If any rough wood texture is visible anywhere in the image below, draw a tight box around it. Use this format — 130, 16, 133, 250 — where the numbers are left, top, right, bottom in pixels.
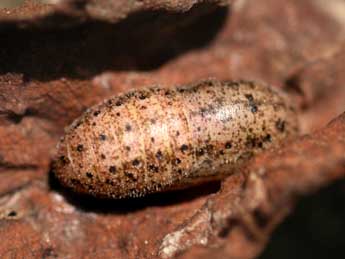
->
0, 0, 344, 258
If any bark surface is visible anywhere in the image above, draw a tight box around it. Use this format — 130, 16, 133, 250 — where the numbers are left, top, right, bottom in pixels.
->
0, 0, 344, 258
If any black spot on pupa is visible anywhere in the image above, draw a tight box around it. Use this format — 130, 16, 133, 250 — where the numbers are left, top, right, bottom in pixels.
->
245, 136, 256, 148
139, 92, 148, 100
7, 211, 17, 217
116, 112, 121, 116
125, 146, 131, 151
174, 158, 181, 165
86, 172, 93, 178
99, 134, 107, 141
92, 122, 96, 126
196, 148, 205, 156
245, 94, 254, 102
176, 131, 180, 136
115, 100, 122, 106
76, 144, 84, 152
93, 110, 101, 116
125, 92, 135, 99
264, 134, 272, 142
74, 121, 83, 129
59, 155, 69, 164
177, 169, 183, 174
197, 127, 201, 132
180, 144, 188, 153
125, 171, 137, 181
125, 124, 132, 132
225, 142, 232, 149
101, 154, 106, 159
276, 119, 285, 132
245, 93, 258, 114
148, 164, 159, 173
151, 137, 155, 143
165, 90, 172, 97
156, 150, 163, 160
200, 107, 207, 116
132, 159, 140, 167
109, 166, 117, 173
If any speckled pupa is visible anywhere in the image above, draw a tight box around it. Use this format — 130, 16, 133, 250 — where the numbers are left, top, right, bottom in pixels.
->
53, 79, 299, 198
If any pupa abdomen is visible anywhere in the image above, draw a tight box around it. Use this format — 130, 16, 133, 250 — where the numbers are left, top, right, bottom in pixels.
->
53, 79, 298, 198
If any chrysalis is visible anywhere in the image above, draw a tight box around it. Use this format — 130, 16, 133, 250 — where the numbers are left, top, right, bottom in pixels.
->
53, 79, 298, 198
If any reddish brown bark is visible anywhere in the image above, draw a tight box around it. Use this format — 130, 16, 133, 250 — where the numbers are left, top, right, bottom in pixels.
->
0, 0, 344, 258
